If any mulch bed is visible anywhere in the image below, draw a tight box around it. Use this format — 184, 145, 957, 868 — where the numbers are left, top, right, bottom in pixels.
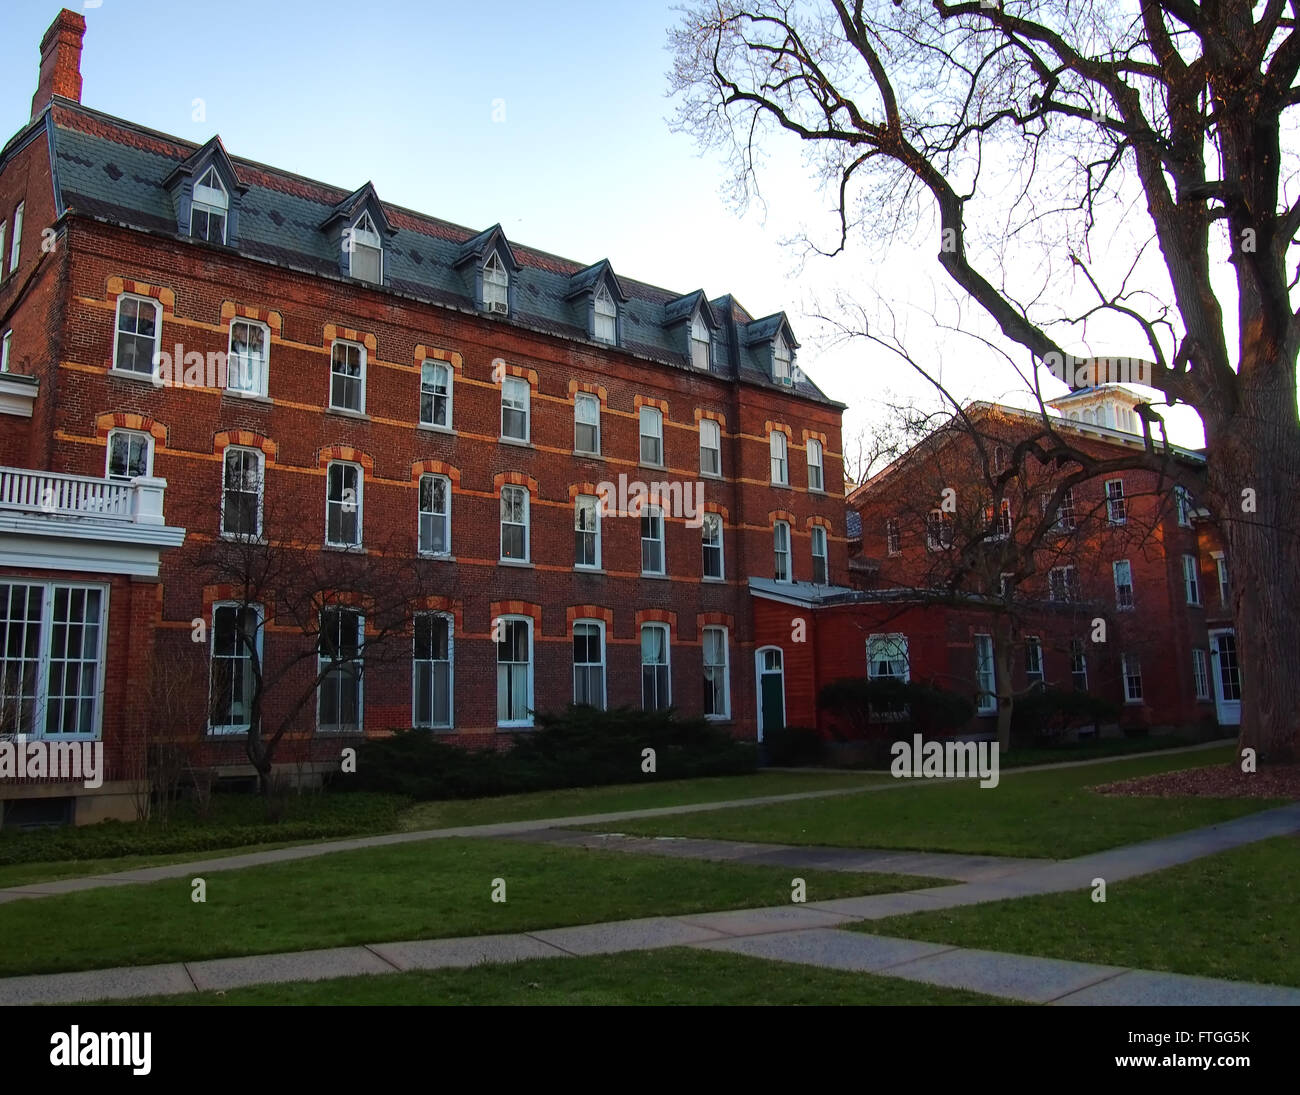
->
1094, 762, 1300, 800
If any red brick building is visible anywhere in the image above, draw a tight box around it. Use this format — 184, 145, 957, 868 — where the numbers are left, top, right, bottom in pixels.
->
752, 388, 1241, 741
0, 12, 847, 821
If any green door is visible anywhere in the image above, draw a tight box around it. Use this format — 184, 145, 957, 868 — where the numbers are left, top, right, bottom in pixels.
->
758, 648, 785, 741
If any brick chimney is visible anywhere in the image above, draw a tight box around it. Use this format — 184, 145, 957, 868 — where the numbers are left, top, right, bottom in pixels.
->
31, 9, 86, 120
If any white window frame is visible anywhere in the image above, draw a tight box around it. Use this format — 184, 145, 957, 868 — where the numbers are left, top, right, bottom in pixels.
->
1175, 485, 1192, 527
495, 615, 533, 728
701, 512, 724, 581
500, 485, 530, 563
702, 625, 731, 719
769, 431, 788, 485
191, 168, 228, 244
1183, 554, 1201, 606
773, 520, 791, 582
227, 318, 270, 397
773, 335, 792, 382
317, 607, 364, 732
1049, 565, 1077, 603
1113, 559, 1134, 610
574, 392, 601, 454
1045, 487, 1077, 531
640, 623, 672, 710
220, 446, 265, 540
105, 428, 154, 481
501, 376, 530, 442
111, 293, 163, 376
329, 339, 366, 414
974, 633, 997, 714
572, 619, 607, 709
418, 473, 452, 558
1025, 637, 1044, 686
811, 525, 828, 584
0, 223, 6, 278
866, 633, 909, 682
1070, 638, 1088, 690
699, 418, 721, 477
593, 284, 617, 344
9, 201, 23, 273
885, 518, 901, 556
640, 406, 664, 466
1192, 648, 1210, 701
0, 580, 109, 740
1105, 478, 1127, 524
987, 498, 1013, 540
413, 611, 454, 730
1213, 551, 1229, 607
641, 504, 666, 575
690, 313, 711, 369
208, 601, 262, 734
325, 460, 363, 548
420, 360, 453, 430
575, 494, 601, 570
483, 251, 509, 313
926, 510, 954, 551
806, 438, 824, 492
0, 329, 10, 372
1122, 653, 1143, 704
347, 211, 383, 284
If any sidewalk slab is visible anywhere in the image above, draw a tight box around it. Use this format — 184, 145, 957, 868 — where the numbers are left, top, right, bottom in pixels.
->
186, 946, 394, 992
673, 904, 852, 936
0, 962, 194, 1005
808, 887, 973, 919
1051, 968, 1300, 1006
367, 934, 567, 971
695, 928, 956, 973
885, 943, 1126, 1003
527, 916, 726, 956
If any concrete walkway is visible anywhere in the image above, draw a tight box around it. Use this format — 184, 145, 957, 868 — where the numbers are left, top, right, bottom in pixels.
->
2, 802, 1297, 1006
503, 829, 1044, 882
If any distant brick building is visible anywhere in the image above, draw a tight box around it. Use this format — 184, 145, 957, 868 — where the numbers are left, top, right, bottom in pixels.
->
0, 11, 846, 822
752, 387, 1240, 740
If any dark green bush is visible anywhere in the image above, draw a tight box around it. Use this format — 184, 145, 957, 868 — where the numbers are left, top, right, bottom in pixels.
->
764, 725, 825, 766
818, 677, 975, 739
1010, 688, 1120, 747
344, 706, 757, 800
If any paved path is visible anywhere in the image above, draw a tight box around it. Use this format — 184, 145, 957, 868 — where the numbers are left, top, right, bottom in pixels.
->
2, 802, 1297, 1006
0, 738, 1238, 905
503, 829, 1044, 882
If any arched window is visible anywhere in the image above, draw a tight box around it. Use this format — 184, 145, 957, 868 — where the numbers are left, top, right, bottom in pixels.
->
593, 284, 617, 344
483, 252, 509, 313
191, 166, 228, 243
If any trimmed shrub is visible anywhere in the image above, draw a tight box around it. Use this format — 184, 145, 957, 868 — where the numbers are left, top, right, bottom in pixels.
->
818, 677, 976, 740
344, 706, 757, 800
764, 725, 825, 766
1010, 688, 1120, 747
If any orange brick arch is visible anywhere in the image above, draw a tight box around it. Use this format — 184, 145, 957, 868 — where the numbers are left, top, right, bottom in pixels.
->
764, 420, 794, 439
490, 360, 539, 388
317, 445, 375, 473
415, 595, 463, 632
694, 408, 727, 430
95, 412, 168, 444
414, 345, 465, 376
568, 380, 608, 405
567, 605, 614, 629
106, 277, 175, 315
634, 394, 669, 414
805, 514, 831, 530
697, 611, 734, 632
701, 500, 730, 522
567, 481, 602, 501
490, 600, 542, 626
636, 608, 678, 635
214, 429, 277, 461
411, 460, 461, 487
801, 428, 828, 447
494, 471, 539, 493
768, 509, 797, 525
220, 302, 283, 334
323, 324, 378, 352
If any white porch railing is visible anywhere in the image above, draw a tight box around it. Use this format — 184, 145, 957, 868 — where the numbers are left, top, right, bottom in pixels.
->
0, 467, 168, 525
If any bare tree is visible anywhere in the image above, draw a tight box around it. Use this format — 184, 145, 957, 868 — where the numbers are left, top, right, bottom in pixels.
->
672, 1, 1300, 761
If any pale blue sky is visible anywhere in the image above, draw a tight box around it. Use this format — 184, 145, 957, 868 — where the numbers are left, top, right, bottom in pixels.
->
0, 0, 1204, 455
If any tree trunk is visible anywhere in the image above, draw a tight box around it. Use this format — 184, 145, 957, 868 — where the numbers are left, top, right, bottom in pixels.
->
1207, 392, 1300, 764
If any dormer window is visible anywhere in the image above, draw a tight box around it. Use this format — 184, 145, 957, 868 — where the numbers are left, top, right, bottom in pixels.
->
594, 284, 617, 344
484, 253, 509, 314
773, 336, 793, 384
690, 314, 711, 370
191, 167, 228, 243
348, 212, 383, 284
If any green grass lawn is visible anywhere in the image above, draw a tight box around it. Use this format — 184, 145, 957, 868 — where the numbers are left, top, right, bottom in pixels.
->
0, 837, 943, 978
0, 771, 883, 889
864, 834, 1300, 987
997, 734, 1225, 768
577, 747, 1282, 858
102, 947, 1013, 1006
